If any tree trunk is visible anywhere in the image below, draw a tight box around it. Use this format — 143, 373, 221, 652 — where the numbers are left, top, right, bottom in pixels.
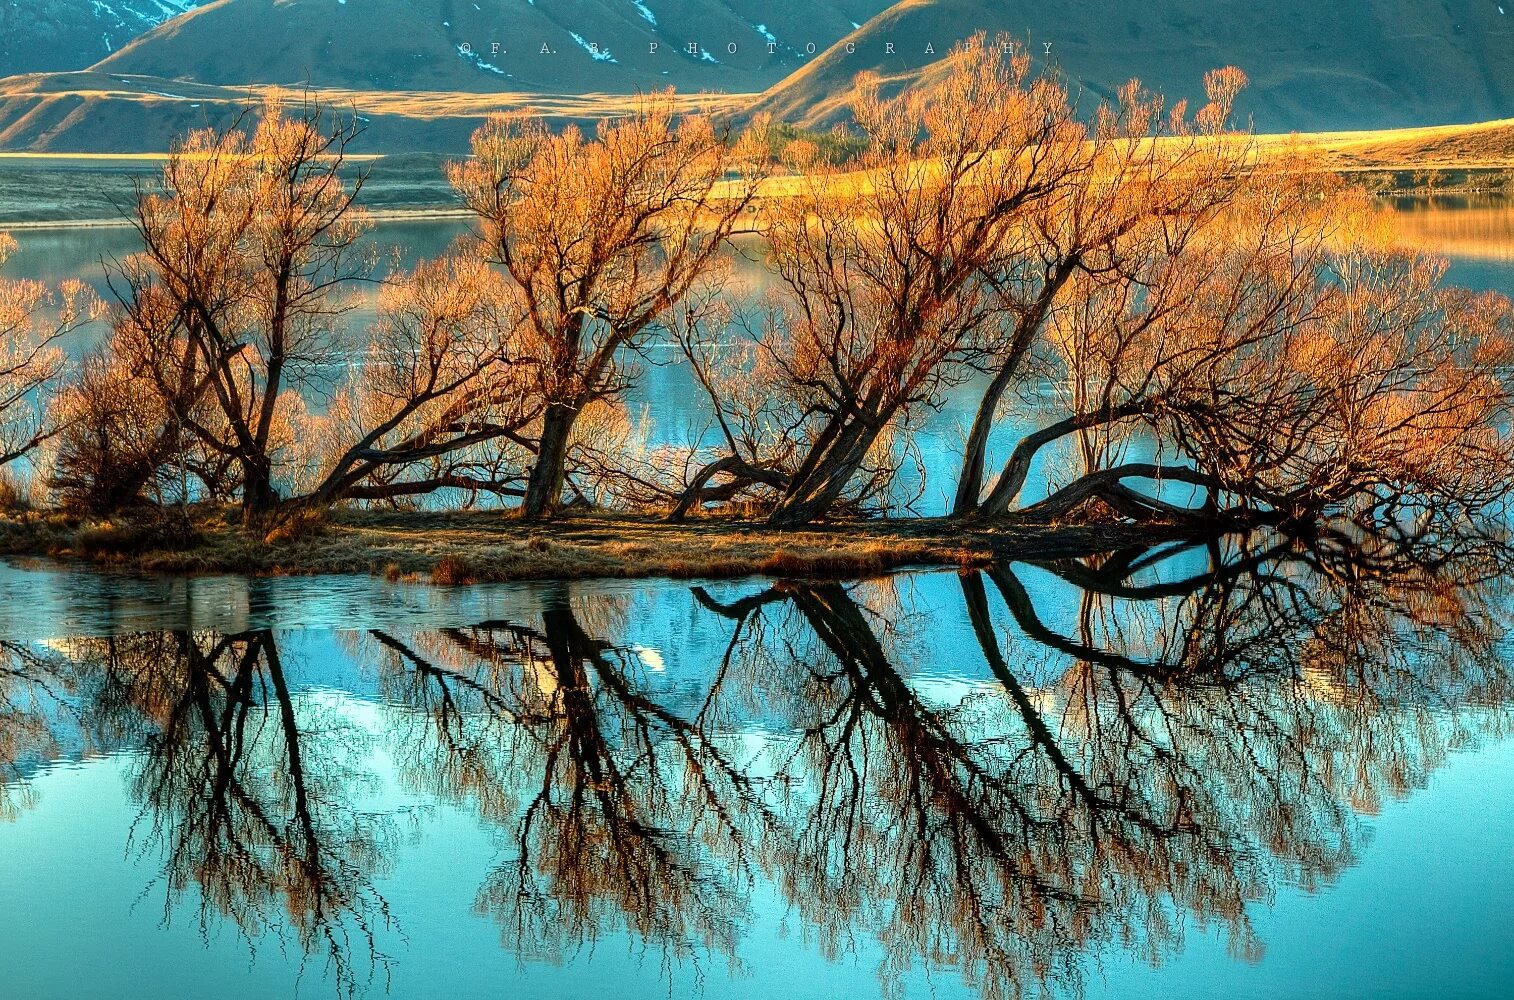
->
766, 417, 878, 527
1016, 462, 1220, 522
952, 262, 1076, 516
668, 454, 789, 521
974, 403, 1151, 518
953, 359, 1021, 516
241, 458, 277, 526
522, 402, 576, 519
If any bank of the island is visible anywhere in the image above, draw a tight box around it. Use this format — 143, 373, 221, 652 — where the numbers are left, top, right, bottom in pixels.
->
0, 507, 1265, 584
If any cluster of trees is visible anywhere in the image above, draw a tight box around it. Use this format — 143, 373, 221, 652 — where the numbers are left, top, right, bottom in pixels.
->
1, 36, 1510, 530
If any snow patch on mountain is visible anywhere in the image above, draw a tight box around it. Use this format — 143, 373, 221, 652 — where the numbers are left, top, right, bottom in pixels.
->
569, 32, 616, 63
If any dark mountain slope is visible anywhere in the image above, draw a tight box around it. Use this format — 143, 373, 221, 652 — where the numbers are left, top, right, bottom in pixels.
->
92, 0, 894, 93
749, 0, 1514, 131
0, 0, 201, 76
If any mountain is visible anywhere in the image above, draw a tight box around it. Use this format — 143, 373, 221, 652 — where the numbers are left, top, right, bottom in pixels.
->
0, 1, 202, 76
0, 72, 750, 153
1, 0, 1511, 153
92, 0, 894, 93
750, 0, 1514, 131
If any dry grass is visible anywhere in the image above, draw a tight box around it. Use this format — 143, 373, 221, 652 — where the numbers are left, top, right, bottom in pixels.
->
0, 73, 754, 120
0, 506, 1213, 584
0, 72, 754, 157
0, 507, 990, 582
1280, 119, 1514, 172
744, 119, 1514, 202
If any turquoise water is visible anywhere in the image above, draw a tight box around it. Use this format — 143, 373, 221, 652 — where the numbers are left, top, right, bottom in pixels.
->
0, 531, 1511, 1000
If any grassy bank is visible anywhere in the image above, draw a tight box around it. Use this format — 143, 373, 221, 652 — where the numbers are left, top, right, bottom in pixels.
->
0, 507, 1214, 584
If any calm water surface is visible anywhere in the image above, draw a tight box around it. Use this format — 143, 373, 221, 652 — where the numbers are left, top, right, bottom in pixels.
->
1, 527, 1512, 1000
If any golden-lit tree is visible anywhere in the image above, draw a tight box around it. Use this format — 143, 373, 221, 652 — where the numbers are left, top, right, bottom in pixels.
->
680, 36, 1083, 525
295, 252, 534, 508
972, 173, 1514, 525
114, 97, 373, 523
0, 233, 99, 481
48, 324, 210, 513
674, 39, 1258, 525
952, 67, 1254, 515
101, 101, 550, 522
35, 59, 1514, 538
674, 42, 1512, 530
449, 92, 768, 518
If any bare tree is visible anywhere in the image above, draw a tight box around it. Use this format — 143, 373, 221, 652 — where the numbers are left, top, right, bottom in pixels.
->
727, 36, 1082, 526
673, 44, 1511, 532
953, 68, 1254, 515
295, 252, 534, 508
449, 91, 767, 518
970, 171, 1514, 527
115, 96, 373, 524
49, 335, 184, 513
0, 233, 98, 479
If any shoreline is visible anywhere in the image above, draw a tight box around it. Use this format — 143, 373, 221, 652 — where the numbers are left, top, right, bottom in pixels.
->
0, 508, 1228, 585
2, 188, 1507, 233
0, 206, 473, 232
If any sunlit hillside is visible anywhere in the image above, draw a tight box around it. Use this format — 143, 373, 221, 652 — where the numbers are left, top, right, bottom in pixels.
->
0, 0, 1509, 155
743, 119, 1514, 205
1, 98, 1510, 227
0, 72, 751, 154
1277, 118, 1514, 172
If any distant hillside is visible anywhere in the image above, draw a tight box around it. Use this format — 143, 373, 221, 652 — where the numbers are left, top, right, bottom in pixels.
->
1286, 118, 1514, 172
0, 73, 750, 154
93, 0, 893, 93
750, 0, 1514, 131
0, 0, 201, 76
2, 0, 1512, 154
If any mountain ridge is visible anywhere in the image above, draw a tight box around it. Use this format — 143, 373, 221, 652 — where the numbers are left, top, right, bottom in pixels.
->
0, 0, 1510, 152
749, 0, 1514, 132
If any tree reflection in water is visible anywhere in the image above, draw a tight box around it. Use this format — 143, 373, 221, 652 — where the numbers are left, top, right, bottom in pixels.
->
2, 629, 397, 993
365, 584, 773, 968
0, 524, 1509, 999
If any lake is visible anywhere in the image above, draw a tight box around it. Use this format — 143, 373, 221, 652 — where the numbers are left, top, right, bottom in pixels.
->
1, 197, 1513, 1000
0, 525, 1512, 1000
